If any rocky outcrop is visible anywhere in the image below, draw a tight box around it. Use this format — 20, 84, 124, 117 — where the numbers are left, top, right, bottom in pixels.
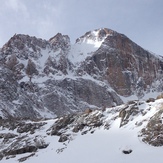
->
0, 119, 49, 160
1, 34, 47, 60
42, 78, 122, 116
48, 109, 106, 139
141, 104, 163, 146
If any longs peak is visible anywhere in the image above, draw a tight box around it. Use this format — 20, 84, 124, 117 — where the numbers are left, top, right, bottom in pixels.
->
0, 28, 162, 119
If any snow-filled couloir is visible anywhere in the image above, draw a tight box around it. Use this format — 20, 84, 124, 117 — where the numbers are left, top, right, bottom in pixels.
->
68, 28, 112, 64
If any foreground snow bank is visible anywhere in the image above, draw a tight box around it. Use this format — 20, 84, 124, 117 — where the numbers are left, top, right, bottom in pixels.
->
1, 99, 163, 163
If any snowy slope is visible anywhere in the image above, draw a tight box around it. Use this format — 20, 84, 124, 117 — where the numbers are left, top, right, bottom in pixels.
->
1, 98, 163, 163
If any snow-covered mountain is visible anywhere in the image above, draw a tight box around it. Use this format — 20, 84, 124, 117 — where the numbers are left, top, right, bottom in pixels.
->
1, 98, 163, 162
0, 28, 163, 119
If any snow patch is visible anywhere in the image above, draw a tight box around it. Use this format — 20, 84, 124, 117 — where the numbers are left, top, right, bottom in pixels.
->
68, 30, 108, 64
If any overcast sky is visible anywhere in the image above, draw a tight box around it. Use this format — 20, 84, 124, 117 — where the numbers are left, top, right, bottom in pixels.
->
0, 0, 163, 55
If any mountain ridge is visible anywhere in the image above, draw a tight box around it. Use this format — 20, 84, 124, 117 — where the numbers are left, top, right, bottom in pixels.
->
0, 28, 163, 119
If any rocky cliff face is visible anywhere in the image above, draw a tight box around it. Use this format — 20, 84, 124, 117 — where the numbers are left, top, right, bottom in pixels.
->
0, 28, 163, 119
76, 28, 163, 96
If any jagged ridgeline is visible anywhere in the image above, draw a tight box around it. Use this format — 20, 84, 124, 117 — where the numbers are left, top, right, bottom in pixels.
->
0, 28, 163, 119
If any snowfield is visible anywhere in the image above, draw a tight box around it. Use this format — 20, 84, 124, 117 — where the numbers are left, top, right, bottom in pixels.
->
1, 99, 163, 163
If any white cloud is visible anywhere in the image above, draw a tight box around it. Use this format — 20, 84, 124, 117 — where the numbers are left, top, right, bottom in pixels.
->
4, 0, 29, 18
5, 0, 20, 12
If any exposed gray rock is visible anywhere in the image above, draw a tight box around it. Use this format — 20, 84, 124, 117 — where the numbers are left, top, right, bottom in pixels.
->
0, 121, 49, 160
17, 122, 46, 134
141, 106, 163, 146
146, 98, 155, 103
0, 133, 18, 139
119, 102, 140, 127
41, 78, 123, 116
58, 135, 69, 142
122, 149, 132, 154
18, 153, 35, 162
6, 146, 37, 156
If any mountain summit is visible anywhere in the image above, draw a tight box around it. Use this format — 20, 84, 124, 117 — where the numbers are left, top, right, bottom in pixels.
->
75, 28, 114, 43
0, 28, 163, 119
